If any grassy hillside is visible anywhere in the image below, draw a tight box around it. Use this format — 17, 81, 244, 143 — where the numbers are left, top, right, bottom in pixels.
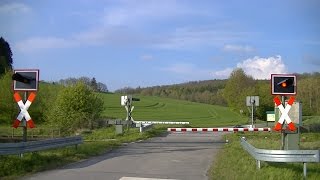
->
101, 93, 247, 127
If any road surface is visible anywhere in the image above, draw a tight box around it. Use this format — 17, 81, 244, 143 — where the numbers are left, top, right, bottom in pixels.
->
24, 132, 226, 180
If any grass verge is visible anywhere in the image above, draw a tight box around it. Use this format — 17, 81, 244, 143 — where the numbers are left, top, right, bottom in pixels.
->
0, 126, 165, 180
209, 132, 320, 180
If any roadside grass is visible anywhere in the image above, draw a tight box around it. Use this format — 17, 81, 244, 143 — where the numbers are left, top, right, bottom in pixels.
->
209, 132, 320, 180
0, 127, 165, 180
303, 116, 320, 125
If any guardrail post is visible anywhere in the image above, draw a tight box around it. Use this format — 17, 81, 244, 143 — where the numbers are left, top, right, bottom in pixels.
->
256, 160, 261, 169
303, 162, 307, 179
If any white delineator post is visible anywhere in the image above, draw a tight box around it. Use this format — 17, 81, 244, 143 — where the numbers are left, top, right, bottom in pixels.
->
13, 92, 36, 128
273, 96, 296, 131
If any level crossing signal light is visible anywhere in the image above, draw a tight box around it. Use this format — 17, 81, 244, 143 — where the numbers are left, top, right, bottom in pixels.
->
12, 70, 39, 91
271, 74, 296, 95
121, 95, 140, 106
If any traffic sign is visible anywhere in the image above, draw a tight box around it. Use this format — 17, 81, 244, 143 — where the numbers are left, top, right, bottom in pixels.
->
12, 69, 39, 91
271, 74, 296, 95
273, 96, 296, 131
13, 92, 36, 128
246, 96, 259, 106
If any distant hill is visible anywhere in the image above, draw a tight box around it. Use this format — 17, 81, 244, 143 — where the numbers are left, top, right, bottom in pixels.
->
115, 79, 228, 106
116, 71, 320, 119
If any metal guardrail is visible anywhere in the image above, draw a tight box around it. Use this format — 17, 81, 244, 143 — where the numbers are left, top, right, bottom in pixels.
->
240, 137, 320, 178
0, 136, 83, 156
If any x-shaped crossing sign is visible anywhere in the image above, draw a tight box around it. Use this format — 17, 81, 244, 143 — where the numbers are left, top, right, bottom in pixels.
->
13, 92, 36, 128
273, 96, 296, 131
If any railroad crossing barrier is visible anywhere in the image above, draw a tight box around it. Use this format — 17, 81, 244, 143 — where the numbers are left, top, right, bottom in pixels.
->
134, 121, 189, 133
167, 127, 271, 132
0, 136, 83, 156
240, 137, 320, 178
134, 121, 189, 125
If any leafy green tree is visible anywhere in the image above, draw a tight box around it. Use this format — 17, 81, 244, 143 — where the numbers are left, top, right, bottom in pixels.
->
90, 77, 98, 92
297, 74, 320, 115
97, 82, 108, 92
45, 82, 104, 134
223, 68, 255, 113
0, 71, 16, 125
254, 81, 274, 120
0, 37, 13, 76
29, 82, 64, 124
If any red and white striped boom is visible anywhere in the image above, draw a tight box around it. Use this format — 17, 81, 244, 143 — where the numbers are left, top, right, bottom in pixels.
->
167, 127, 271, 132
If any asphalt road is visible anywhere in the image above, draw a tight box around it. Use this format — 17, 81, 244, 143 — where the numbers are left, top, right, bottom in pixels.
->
24, 132, 226, 180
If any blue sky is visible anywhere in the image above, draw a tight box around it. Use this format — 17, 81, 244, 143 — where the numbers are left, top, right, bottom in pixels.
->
1, 0, 319, 91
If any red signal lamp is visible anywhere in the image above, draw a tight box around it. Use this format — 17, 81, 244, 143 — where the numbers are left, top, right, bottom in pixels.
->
281, 82, 287, 88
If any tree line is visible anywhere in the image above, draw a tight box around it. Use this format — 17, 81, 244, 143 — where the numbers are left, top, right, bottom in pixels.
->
57, 77, 108, 93
116, 69, 320, 120
115, 79, 227, 106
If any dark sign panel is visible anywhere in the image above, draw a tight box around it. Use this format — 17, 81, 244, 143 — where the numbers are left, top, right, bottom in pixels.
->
271, 74, 296, 95
13, 70, 39, 91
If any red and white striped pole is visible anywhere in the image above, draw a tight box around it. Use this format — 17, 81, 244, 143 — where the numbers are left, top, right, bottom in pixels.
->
13, 92, 36, 128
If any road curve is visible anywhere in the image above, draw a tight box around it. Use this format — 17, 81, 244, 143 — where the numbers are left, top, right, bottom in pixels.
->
24, 132, 226, 180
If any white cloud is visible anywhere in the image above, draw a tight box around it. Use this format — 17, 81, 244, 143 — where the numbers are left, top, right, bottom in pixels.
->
237, 55, 287, 79
15, 37, 76, 52
213, 55, 288, 79
155, 27, 250, 50
161, 63, 212, 81
141, 54, 154, 61
162, 63, 196, 74
212, 68, 233, 79
13, 1, 250, 52
14, 27, 147, 52
101, 0, 207, 27
223, 44, 254, 53
0, 3, 31, 14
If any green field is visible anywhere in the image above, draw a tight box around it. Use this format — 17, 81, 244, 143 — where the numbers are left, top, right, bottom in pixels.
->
101, 93, 247, 127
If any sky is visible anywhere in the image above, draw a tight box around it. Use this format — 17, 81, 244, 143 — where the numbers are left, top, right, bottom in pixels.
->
1, 0, 319, 91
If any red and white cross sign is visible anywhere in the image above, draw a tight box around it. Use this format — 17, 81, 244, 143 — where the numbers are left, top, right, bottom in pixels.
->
274, 96, 296, 131
13, 92, 36, 128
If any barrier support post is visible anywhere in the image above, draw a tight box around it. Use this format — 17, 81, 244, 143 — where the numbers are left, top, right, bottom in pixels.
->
256, 160, 261, 169
23, 92, 28, 142
303, 162, 307, 179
